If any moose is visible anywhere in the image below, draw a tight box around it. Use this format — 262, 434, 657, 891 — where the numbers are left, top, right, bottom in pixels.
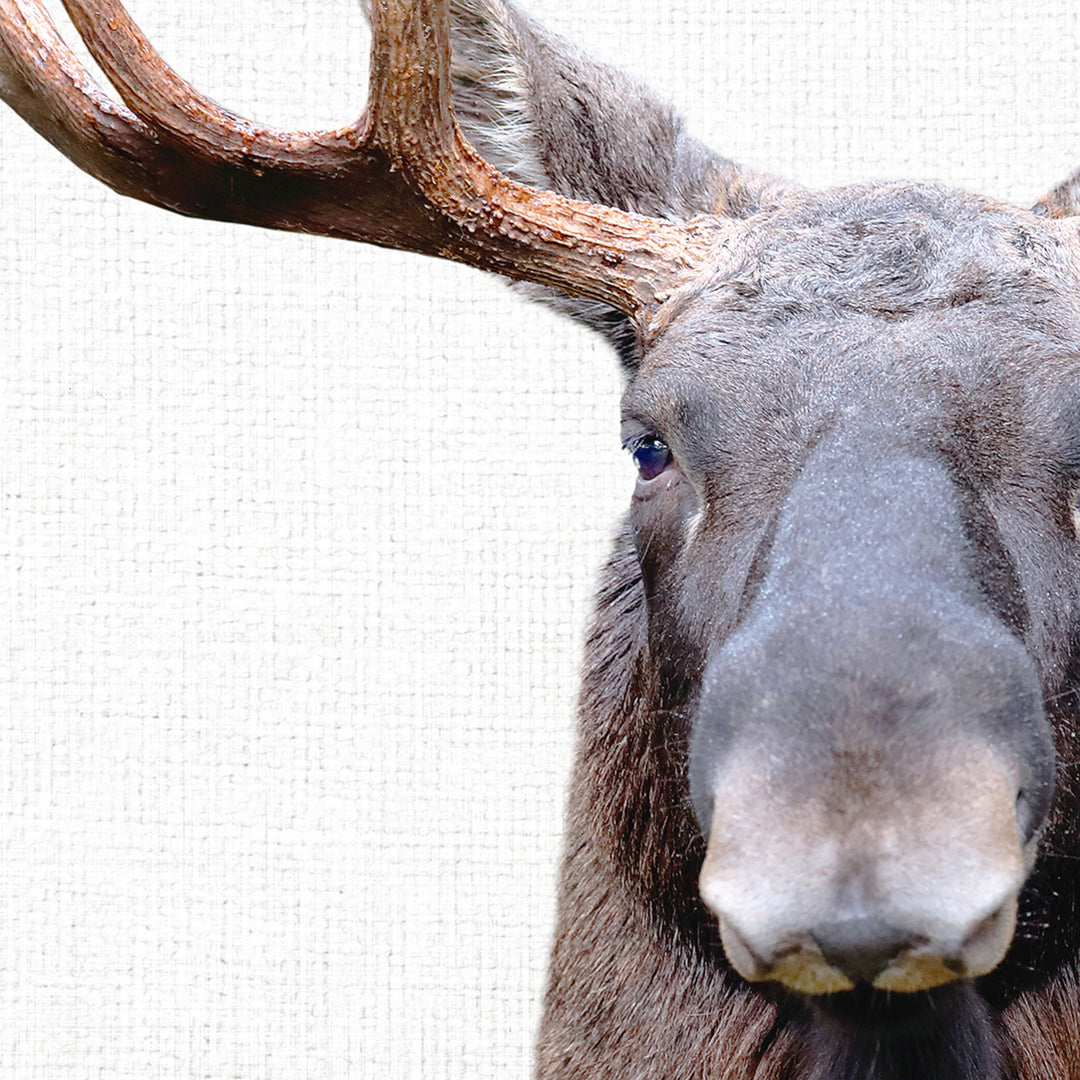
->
4, 0, 1080, 1076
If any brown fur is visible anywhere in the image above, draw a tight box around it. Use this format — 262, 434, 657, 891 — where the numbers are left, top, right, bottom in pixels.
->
1002, 966, 1080, 1079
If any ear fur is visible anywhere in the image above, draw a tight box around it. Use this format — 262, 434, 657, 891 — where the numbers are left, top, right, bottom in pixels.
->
443, 0, 797, 361
446, 0, 551, 193
365, 0, 793, 360
1034, 172, 1080, 219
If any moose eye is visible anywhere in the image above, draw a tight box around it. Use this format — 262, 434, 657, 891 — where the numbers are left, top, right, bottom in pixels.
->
632, 438, 673, 480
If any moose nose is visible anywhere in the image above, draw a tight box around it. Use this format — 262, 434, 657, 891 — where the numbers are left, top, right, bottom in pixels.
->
715, 916, 931, 992
812, 918, 919, 986
704, 864, 1021, 994
696, 735, 1028, 995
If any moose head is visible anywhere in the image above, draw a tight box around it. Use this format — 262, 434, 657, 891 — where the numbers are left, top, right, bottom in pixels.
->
4, 1, 1080, 1077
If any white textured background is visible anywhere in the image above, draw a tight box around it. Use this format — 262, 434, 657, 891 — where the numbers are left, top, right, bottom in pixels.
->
2, 1, 1079, 1077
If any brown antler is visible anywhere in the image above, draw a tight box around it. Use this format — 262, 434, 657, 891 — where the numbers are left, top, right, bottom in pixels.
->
0, 0, 724, 332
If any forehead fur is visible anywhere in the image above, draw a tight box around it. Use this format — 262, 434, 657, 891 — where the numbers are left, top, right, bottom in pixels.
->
721, 182, 1077, 311
648, 181, 1080, 371
633, 182, 1080, 458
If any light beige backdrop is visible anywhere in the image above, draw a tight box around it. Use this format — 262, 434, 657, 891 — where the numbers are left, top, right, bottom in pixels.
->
2, 1, 1078, 1077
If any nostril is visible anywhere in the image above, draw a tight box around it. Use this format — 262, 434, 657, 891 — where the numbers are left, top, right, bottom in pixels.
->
813, 918, 918, 986
1015, 788, 1038, 843
959, 899, 1016, 977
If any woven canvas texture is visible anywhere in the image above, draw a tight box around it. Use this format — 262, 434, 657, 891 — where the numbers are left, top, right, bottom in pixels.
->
2, 1, 1079, 1076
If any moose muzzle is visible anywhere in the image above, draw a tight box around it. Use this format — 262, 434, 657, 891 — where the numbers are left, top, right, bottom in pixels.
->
697, 728, 1028, 993
688, 425, 1054, 995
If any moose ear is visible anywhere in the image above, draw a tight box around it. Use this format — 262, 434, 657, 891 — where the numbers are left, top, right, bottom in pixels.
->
445, 0, 793, 359
1034, 170, 1080, 218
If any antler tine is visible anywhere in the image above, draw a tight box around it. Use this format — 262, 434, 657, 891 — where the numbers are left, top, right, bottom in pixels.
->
0, 0, 178, 207
60, 0, 362, 168
1, 0, 725, 330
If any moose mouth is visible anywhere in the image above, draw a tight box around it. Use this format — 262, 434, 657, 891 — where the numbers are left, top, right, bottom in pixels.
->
809, 982, 968, 1038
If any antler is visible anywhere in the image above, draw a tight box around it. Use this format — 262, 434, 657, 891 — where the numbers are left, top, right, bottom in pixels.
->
0, 0, 724, 333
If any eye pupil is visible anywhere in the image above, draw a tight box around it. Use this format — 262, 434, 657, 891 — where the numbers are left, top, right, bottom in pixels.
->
633, 438, 672, 480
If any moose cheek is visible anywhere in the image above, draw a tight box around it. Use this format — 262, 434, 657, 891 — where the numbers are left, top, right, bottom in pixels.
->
631, 469, 699, 588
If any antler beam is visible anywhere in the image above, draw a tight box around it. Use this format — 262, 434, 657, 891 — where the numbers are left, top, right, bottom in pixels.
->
0, 0, 724, 330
